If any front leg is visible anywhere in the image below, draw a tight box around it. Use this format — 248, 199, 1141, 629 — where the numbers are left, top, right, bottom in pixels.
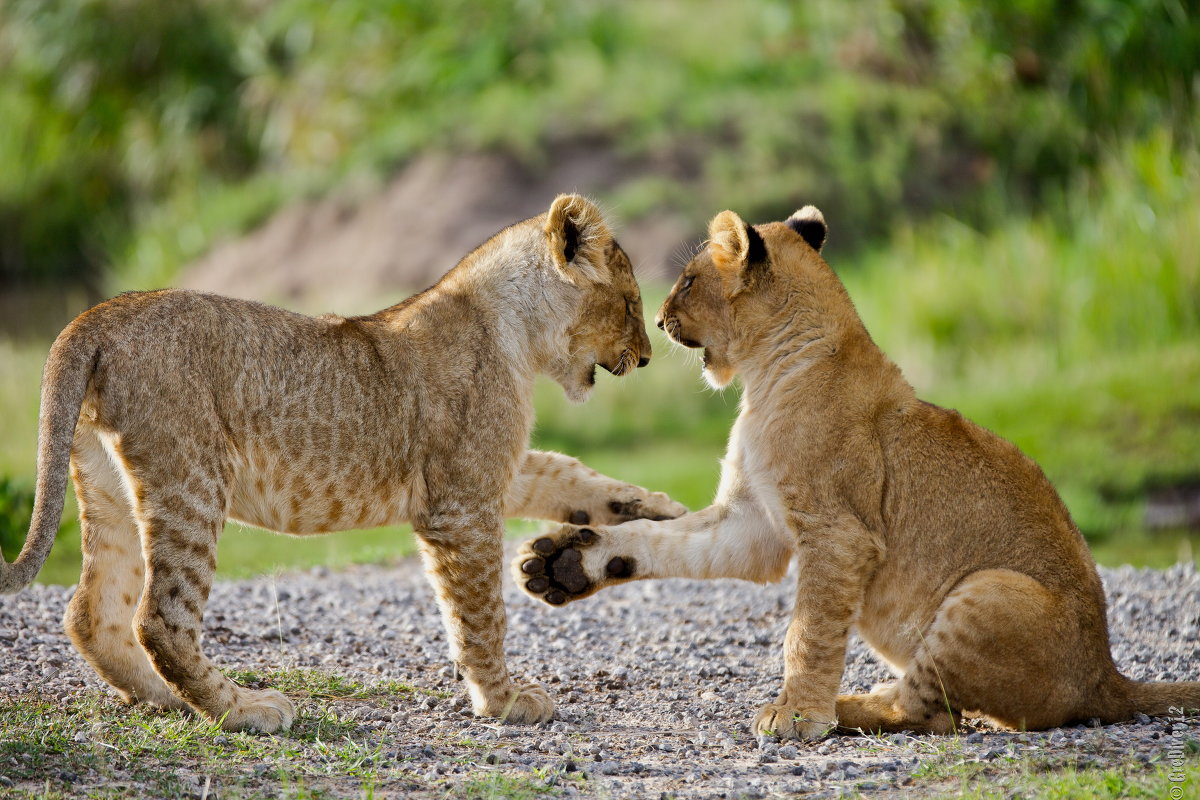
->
415, 509, 552, 724
511, 473, 792, 604
503, 450, 686, 525
755, 514, 881, 741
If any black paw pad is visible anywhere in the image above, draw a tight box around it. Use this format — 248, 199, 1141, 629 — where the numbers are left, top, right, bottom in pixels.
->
532, 538, 556, 556
577, 528, 598, 545
545, 590, 566, 605
568, 510, 590, 525
605, 556, 634, 579
521, 557, 545, 574
550, 548, 589, 594
526, 576, 550, 593
608, 499, 641, 519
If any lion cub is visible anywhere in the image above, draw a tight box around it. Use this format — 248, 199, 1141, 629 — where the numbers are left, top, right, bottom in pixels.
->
515, 206, 1200, 738
1, 194, 684, 732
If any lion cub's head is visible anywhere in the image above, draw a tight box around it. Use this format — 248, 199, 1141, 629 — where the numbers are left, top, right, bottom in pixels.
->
541, 194, 652, 403
656, 206, 831, 388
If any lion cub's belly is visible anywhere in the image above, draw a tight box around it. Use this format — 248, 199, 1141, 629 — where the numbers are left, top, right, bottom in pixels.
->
856, 566, 950, 676
226, 449, 415, 535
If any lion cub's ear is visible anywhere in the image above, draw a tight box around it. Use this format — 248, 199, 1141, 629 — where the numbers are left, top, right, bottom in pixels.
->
784, 205, 827, 253
707, 209, 768, 295
545, 194, 613, 285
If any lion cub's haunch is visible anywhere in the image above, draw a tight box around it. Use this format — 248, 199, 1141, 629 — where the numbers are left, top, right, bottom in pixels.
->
515, 206, 1200, 738
1, 194, 685, 732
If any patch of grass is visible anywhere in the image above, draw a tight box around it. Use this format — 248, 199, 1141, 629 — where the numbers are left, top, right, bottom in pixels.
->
912, 753, 1200, 799
458, 772, 558, 800
0, 688, 429, 798
223, 667, 421, 702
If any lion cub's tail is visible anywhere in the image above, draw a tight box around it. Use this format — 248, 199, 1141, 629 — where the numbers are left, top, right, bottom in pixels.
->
0, 325, 97, 594
1121, 679, 1200, 717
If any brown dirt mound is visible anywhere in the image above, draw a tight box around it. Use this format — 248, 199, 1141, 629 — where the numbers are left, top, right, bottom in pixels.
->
181, 146, 695, 313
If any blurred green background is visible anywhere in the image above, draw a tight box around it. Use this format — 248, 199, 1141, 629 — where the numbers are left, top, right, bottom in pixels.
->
1, 0, 1197, 584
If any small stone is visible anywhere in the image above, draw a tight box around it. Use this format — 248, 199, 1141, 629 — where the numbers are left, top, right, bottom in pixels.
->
965, 732, 984, 744
778, 745, 799, 760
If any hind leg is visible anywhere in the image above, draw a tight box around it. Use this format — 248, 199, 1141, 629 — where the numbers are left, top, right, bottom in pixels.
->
119, 439, 294, 732
839, 569, 1088, 734
835, 682, 960, 735
63, 428, 183, 709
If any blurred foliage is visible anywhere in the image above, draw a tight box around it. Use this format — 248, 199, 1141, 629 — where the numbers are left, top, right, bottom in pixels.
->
0, 477, 35, 561
1, 0, 1197, 286
0, 0, 258, 286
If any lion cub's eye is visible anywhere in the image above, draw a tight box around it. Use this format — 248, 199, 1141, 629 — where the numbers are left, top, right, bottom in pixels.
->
680, 275, 695, 291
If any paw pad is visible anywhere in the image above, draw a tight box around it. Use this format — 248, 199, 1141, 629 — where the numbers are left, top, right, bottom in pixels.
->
518, 525, 637, 606
605, 556, 632, 578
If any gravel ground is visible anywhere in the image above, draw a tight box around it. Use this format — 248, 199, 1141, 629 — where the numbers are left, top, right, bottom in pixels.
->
2, 548, 1198, 798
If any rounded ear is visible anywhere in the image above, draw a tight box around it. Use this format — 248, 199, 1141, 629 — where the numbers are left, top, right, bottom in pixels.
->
784, 205, 827, 252
708, 209, 767, 294
545, 194, 613, 285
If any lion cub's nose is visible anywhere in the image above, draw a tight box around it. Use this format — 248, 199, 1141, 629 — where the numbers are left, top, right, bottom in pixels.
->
638, 355, 650, 368
655, 315, 665, 330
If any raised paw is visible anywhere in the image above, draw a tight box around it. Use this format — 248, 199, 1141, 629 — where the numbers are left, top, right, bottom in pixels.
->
479, 683, 555, 725
219, 688, 296, 733
566, 487, 686, 527
754, 703, 836, 741
512, 524, 636, 605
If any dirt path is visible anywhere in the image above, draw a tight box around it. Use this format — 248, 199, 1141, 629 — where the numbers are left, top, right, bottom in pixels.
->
1, 549, 1197, 798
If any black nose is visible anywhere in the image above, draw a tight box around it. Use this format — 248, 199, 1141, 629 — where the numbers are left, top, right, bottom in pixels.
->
655, 317, 665, 330
637, 355, 650, 368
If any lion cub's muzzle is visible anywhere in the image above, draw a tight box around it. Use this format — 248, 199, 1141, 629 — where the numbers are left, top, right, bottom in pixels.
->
656, 315, 701, 349
600, 347, 650, 377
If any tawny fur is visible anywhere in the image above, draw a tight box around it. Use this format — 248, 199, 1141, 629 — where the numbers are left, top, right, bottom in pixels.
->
514, 205, 1200, 739
1, 194, 685, 733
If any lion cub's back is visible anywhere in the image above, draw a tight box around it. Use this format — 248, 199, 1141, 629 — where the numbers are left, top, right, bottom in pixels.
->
71, 289, 408, 435
884, 399, 1098, 591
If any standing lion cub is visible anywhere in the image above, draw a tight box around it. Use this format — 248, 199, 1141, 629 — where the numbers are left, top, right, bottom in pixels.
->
515, 205, 1200, 738
1, 194, 684, 732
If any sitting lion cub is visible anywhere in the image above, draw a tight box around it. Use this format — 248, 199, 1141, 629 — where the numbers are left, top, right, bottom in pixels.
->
0, 194, 684, 732
515, 206, 1200, 738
